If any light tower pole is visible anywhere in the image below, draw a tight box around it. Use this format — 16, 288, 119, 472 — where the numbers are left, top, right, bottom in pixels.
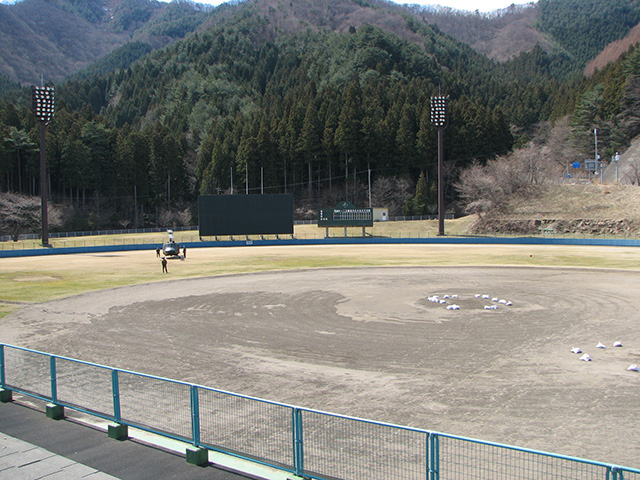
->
32, 85, 55, 247
430, 94, 449, 236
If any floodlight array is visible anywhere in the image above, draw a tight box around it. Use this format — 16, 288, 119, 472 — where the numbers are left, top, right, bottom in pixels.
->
32, 86, 55, 124
430, 95, 448, 128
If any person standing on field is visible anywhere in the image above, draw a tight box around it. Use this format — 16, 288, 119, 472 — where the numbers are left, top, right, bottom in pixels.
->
161, 257, 168, 273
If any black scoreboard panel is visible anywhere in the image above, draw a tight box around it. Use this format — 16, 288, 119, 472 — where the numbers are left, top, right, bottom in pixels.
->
199, 195, 294, 236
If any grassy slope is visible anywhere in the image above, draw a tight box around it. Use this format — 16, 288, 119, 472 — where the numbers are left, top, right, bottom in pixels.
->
475, 184, 640, 235
505, 184, 640, 221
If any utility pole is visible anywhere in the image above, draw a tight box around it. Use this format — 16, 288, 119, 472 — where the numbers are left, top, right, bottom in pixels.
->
594, 128, 602, 184
368, 163, 372, 208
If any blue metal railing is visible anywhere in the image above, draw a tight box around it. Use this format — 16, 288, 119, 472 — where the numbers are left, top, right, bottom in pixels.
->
1, 343, 638, 480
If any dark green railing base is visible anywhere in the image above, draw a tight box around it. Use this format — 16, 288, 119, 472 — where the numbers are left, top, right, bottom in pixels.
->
0, 388, 12, 403
107, 423, 128, 440
186, 446, 208, 466
45, 403, 64, 420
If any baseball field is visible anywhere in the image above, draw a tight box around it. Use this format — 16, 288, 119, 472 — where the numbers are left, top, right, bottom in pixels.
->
1, 242, 640, 468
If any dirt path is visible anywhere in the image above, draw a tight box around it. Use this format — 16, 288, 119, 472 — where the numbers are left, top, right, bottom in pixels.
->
2, 261, 640, 468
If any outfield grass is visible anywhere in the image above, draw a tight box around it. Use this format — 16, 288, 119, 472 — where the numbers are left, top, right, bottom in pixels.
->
2, 217, 640, 320
3, 239, 640, 321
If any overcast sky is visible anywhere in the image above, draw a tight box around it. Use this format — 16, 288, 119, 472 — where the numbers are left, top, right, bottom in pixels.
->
160, 0, 535, 14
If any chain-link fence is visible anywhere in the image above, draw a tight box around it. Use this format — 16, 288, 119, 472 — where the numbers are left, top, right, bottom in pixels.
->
1, 344, 638, 480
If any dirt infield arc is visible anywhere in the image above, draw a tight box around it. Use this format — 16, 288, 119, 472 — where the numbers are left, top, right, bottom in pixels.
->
3, 265, 640, 469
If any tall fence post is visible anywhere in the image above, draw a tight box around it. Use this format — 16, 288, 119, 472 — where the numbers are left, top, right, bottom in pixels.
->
292, 408, 304, 476
428, 433, 439, 480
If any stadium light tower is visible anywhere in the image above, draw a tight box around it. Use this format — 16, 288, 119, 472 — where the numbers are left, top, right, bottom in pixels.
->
32, 85, 55, 247
430, 94, 448, 236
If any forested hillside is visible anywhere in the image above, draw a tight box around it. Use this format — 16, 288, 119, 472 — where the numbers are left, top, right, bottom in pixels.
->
2, 0, 640, 234
0, 0, 215, 86
537, 0, 640, 66
407, 0, 640, 68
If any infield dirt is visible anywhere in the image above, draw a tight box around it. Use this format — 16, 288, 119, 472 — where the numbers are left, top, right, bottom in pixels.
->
1, 244, 640, 469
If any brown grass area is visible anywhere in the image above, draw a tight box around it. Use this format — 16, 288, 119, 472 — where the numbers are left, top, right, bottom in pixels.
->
474, 184, 640, 235
506, 184, 640, 220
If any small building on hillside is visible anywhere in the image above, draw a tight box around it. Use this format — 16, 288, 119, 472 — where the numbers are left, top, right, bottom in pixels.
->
373, 208, 388, 222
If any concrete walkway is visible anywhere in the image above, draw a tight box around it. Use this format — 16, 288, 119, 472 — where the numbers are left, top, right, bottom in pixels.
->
0, 398, 294, 480
1, 432, 119, 480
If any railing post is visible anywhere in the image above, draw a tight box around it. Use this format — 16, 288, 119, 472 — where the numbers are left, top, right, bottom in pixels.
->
50, 356, 57, 403
292, 408, 304, 476
46, 356, 64, 419
611, 466, 624, 480
112, 369, 121, 423
426, 432, 429, 480
0, 345, 5, 388
107, 369, 128, 440
190, 385, 200, 447
428, 433, 439, 480
0, 345, 11, 402
185, 385, 208, 466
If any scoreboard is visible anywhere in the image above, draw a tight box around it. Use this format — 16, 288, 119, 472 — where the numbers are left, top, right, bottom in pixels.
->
318, 201, 373, 227
199, 194, 293, 236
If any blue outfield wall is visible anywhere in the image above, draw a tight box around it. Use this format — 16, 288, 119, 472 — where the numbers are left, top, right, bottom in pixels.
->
2, 236, 640, 258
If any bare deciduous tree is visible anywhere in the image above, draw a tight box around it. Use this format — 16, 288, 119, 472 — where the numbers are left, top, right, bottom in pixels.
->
118, 219, 132, 229
370, 176, 413, 216
0, 192, 63, 241
158, 208, 192, 228
464, 199, 494, 217
622, 158, 640, 185
456, 123, 574, 216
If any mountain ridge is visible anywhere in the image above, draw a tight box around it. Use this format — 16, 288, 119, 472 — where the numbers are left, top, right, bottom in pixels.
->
0, 0, 215, 85
3, 0, 640, 87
